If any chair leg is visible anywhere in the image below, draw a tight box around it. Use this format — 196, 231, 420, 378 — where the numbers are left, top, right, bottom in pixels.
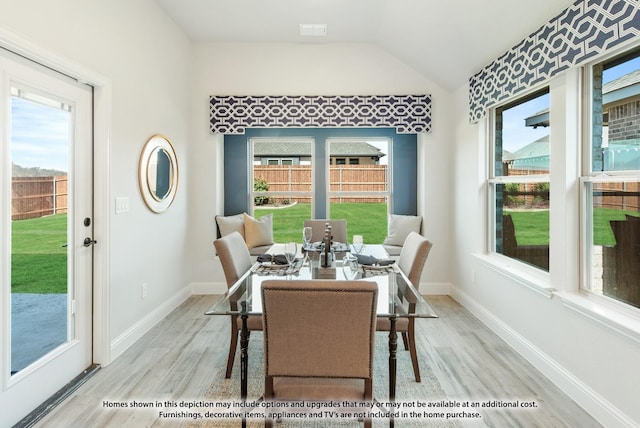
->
264, 377, 274, 427
225, 318, 238, 378
401, 332, 409, 350
408, 320, 421, 382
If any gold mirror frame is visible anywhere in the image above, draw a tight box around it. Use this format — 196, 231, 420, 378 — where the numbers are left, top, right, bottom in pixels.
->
139, 134, 178, 213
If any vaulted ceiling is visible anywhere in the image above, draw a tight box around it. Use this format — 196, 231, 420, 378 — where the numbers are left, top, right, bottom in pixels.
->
155, 0, 575, 91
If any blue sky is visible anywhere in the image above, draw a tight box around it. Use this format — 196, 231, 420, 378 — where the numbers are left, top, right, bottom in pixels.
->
604, 56, 640, 82
11, 96, 70, 173
502, 94, 550, 153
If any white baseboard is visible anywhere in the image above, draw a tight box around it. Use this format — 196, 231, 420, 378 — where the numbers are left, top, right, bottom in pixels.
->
450, 284, 635, 428
110, 286, 192, 361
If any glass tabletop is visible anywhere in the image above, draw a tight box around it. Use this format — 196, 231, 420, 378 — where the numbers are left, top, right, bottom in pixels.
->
206, 246, 438, 320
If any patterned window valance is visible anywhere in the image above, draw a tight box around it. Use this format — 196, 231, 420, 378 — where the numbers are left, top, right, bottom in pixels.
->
209, 94, 431, 134
469, 0, 640, 123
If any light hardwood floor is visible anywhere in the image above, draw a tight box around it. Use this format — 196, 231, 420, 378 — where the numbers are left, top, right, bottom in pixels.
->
31, 295, 601, 428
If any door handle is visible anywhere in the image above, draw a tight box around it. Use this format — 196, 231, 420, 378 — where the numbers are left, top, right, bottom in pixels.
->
83, 238, 97, 247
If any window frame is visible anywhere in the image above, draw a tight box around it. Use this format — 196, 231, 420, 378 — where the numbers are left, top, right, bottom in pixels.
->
580, 48, 640, 311
487, 86, 551, 273
325, 137, 392, 222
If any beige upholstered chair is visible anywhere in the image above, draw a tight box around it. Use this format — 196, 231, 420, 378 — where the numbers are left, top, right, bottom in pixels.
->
303, 219, 347, 243
214, 231, 262, 378
261, 280, 378, 428
376, 231, 432, 382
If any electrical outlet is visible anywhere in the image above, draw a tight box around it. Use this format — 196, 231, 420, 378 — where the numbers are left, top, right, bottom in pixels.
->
142, 282, 148, 299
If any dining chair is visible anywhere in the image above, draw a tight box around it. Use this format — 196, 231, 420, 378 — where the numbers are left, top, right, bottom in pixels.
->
261, 279, 378, 428
214, 231, 262, 378
303, 219, 347, 243
376, 231, 433, 382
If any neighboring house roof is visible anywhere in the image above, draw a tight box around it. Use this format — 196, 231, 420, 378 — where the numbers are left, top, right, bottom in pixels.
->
254, 141, 310, 156
509, 136, 550, 170
253, 141, 385, 158
328, 141, 385, 157
512, 135, 549, 159
603, 69, 640, 93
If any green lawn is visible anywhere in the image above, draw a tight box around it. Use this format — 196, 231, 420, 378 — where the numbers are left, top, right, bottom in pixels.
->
11, 214, 68, 294
255, 202, 388, 244
507, 208, 639, 246
11, 206, 639, 294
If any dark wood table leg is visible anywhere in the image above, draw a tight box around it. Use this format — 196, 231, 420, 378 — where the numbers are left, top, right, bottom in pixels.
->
240, 303, 249, 428
389, 316, 397, 428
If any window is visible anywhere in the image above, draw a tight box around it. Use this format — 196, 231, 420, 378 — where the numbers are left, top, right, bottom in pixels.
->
584, 50, 640, 310
489, 88, 550, 271
328, 138, 390, 244
224, 128, 416, 244
250, 138, 313, 241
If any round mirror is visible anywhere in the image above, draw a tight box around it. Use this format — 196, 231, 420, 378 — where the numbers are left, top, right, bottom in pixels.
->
139, 134, 178, 213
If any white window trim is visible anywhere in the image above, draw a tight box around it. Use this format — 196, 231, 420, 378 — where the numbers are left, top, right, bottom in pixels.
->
556, 291, 640, 345
473, 253, 554, 298
486, 89, 551, 275
570, 47, 640, 333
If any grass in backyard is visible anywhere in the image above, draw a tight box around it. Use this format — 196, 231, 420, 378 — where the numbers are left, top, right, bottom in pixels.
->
506, 207, 639, 246
330, 202, 388, 244
506, 210, 549, 246
592, 207, 639, 246
11, 214, 67, 294
255, 202, 388, 244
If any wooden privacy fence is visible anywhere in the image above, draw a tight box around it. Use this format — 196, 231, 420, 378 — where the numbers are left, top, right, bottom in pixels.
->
593, 181, 640, 211
254, 165, 388, 204
11, 176, 68, 220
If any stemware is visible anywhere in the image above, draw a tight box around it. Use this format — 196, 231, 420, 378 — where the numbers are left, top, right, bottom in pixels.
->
342, 253, 359, 280
303, 226, 313, 248
284, 242, 297, 266
352, 235, 364, 254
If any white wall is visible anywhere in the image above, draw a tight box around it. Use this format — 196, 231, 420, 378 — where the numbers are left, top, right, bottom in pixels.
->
450, 67, 640, 427
0, 0, 192, 358
188, 41, 454, 294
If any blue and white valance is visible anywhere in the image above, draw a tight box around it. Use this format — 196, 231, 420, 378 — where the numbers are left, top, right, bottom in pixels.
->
210, 94, 431, 134
469, 0, 640, 122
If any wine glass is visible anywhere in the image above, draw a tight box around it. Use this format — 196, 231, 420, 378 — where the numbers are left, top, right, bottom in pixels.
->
284, 242, 297, 266
342, 253, 359, 280
303, 227, 313, 247
302, 226, 313, 265
352, 235, 364, 254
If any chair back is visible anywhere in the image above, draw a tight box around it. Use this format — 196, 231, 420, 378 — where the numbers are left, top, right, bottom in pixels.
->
214, 231, 253, 287
261, 280, 377, 380
303, 219, 347, 243
398, 231, 433, 287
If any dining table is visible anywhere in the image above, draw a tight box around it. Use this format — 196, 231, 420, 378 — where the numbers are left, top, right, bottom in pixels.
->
205, 243, 438, 427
